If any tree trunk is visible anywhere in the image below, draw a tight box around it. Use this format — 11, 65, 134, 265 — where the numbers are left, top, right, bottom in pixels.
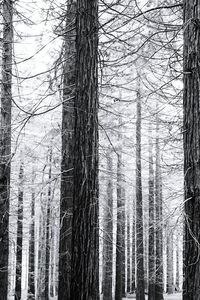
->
127, 212, 131, 294
175, 234, 180, 292
15, 164, 24, 300
45, 147, 52, 299
70, 0, 99, 299
28, 173, 36, 299
135, 80, 145, 300
0, 0, 13, 296
115, 153, 126, 300
148, 125, 155, 300
166, 229, 174, 294
155, 114, 164, 300
183, 1, 200, 298
58, 1, 75, 298
102, 151, 113, 300
132, 204, 136, 293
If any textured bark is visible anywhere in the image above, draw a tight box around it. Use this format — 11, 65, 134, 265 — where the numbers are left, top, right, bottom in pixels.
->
58, 1, 75, 298
102, 151, 113, 300
183, 1, 200, 299
70, 0, 99, 299
28, 174, 35, 299
166, 230, 174, 294
127, 213, 131, 293
148, 126, 155, 300
115, 153, 126, 300
45, 148, 52, 299
175, 236, 180, 291
132, 205, 136, 293
0, 0, 13, 296
15, 164, 24, 300
135, 85, 145, 300
155, 116, 164, 300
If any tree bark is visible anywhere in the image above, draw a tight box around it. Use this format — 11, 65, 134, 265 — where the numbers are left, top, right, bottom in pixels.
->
183, 0, 200, 298
70, 0, 99, 299
166, 229, 174, 294
148, 125, 155, 300
135, 83, 145, 300
115, 153, 126, 300
15, 164, 24, 300
58, 1, 76, 298
102, 151, 113, 300
132, 203, 136, 293
127, 212, 131, 294
0, 0, 13, 296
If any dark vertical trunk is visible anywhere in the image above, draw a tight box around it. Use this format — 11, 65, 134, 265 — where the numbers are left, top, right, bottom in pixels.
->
70, 0, 99, 299
58, 1, 75, 298
155, 115, 164, 300
127, 212, 131, 294
132, 204, 136, 293
28, 174, 35, 299
175, 236, 180, 292
183, 1, 200, 299
0, 0, 13, 296
135, 82, 145, 300
148, 125, 155, 300
166, 230, 174, 294
115, 153, 126, 300
45, 147, 52, 299
15, 164, 24, 300
102, 151, 113, 300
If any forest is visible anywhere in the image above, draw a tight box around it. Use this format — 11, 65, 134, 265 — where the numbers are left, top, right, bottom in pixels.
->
0, 0, 198, 299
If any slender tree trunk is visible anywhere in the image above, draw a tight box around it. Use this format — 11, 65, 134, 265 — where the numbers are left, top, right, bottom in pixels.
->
166, 229, 174, 294
45, 147, 52, 299
58, 1, 75, 298
15, 164, 24, 300
70, 0, 99, 298
127, 212, 131, 294
183, 1, 200, 298
28, 173, 36, 299
136, 80, 145, 300
132, 204, 136, 293
148, 125, 155, 300
175, 234, 180, 292
102, 151, 113, 300
155, 114, 164, 300
115, 153, 126, 300
0, 0, 13, 296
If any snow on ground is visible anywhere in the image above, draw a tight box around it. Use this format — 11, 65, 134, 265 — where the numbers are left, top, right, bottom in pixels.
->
122, 293, 182, 300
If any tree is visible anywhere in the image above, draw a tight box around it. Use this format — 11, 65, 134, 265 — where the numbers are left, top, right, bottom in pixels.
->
70, 0, 99, 298
155, 113, 164, 300
28, 172, 36, 299
102, 150, 113, 300
148, 125, 155, 300
115, 152, 125, 300
0, 0, 13, 296
15, 164, 24, 300
135, 78, 145, 300
183, 1, 200, 298
166, 228, 174, 294
127, 211, 131, 294
58, 0, 76, 298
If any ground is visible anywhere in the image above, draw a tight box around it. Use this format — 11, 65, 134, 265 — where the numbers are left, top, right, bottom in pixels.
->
122, 293, 182, 300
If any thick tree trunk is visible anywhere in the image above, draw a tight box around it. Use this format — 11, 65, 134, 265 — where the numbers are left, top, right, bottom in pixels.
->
58, 1, 75, 298
45, 148, 52, 299
183, 1, 200, 299
28, 174, 36, 299
135, 84, 145, 300
0, 0, 13, 296
115, 153, 126, 300
148, 126, 155, 300
15, 164, 24, 300
70, 0, 99, 299
102, 151, 113, 300
155, 116, 164, 300
166, 230, 174, 294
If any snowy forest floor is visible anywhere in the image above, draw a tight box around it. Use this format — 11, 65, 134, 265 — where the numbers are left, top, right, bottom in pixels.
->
122, 293, 182, 300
